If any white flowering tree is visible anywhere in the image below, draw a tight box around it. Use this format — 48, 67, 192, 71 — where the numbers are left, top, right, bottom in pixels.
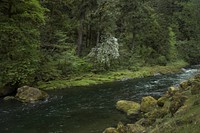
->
88, 34, 120, 69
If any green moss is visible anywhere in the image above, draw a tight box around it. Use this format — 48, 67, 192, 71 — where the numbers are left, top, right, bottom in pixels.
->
37, 60, 188, 90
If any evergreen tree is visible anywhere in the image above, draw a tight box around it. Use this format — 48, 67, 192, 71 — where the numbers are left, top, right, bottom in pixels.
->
118, 1, 169, 65
0, 0, 45, 87
176, 0, 200, 64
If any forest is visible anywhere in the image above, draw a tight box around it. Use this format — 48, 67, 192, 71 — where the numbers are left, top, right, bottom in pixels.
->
0, 0, 200, 91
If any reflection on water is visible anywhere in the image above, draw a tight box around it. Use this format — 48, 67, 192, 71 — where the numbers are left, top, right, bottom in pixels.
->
0, 67, 198, 133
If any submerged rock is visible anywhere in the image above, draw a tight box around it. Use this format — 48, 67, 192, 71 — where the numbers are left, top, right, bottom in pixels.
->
140, 96, 157, 113
153, 73, 161, 76
126, 124, 145, 133
120, 78, 132, 81
116, 100, 140, 116
103, 127, 119, 133
15, 86, 48, 103
3, 96, 15, 101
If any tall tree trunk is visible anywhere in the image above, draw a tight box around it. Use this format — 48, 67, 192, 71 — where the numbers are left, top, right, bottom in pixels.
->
96, 30, 100, 46
86, 24, 90, 48
89, 25, 92, 46
96, 12, 102, 46
131, 32, 135, 50
8, 1, 12, 18
77, 17, 83, 56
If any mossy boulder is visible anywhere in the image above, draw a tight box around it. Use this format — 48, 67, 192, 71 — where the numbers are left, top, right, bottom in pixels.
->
175, 105, 189, 116
190, 81, 200, 95
157, 94, 170, 107
162, 100, 171, 112
15, 86, 49, 103
116, 122, 127, 133
167, 86, 180, 96
126, 124, 145, 133
143, 108, 169, 126
180, 80, 191, 90
180, 90, 192, 97
140, 96, 157, 113
103, 127, 119, 133
116, 100, 140, 116
169, 93, 187, 116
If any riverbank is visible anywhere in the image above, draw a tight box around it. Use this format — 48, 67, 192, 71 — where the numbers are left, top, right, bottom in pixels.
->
103, 72, 200, 133
37, 60, 188, 90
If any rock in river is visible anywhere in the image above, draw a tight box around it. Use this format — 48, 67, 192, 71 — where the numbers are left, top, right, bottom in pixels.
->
126, 124, 145, 133
116, 100, 140, 116
15, 86, 48, 103
103, 127, 118, 133
3, 96, 15, 101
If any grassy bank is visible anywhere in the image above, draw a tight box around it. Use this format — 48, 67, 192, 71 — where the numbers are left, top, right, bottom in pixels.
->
37, 60, 188, 90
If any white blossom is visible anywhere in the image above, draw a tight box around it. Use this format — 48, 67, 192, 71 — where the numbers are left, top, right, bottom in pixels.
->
88, 34, 120, 67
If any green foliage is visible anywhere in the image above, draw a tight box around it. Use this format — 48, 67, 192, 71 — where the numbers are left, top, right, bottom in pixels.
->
57, 48, 92, 75
0, 0, 45, 87
40, 0, 77, 45
177, 40, 200, 64
157, 56, 168, 66
35, 56, 61, 82
167, 27, 178, 61
174, 0, 200, 64
118, 1, 170, 66
96, 0, 119, 33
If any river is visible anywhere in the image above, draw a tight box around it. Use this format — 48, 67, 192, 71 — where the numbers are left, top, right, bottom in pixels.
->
0, 66, 199, 133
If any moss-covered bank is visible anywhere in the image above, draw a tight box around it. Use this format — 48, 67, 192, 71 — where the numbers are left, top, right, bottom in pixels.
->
37, 60, 188, 90
103, 71, 200, 133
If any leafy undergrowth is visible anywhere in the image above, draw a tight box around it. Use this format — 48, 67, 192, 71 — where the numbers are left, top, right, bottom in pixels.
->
37, 60, 188, 90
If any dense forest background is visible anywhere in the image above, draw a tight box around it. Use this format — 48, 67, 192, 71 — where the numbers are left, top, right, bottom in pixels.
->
0, 0, 200, 89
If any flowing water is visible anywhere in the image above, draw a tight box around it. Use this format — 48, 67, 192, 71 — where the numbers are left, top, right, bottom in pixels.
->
0, 66, 199, 133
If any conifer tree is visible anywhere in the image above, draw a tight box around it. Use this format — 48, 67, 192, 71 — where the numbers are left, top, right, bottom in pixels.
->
0, 0, 45, 87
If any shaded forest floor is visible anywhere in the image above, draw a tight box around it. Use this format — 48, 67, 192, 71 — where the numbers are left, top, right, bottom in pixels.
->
37, 60, 188, 90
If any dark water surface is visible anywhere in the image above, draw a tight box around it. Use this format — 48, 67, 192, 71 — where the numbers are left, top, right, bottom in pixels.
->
0, 66, 199, 133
